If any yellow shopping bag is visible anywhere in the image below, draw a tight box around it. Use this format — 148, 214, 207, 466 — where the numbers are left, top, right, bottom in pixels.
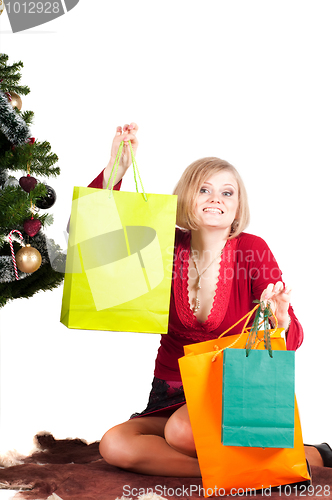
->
60, 142, 177, 333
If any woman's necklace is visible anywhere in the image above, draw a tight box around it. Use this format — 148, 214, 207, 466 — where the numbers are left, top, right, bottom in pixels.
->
190, 246, 224, 313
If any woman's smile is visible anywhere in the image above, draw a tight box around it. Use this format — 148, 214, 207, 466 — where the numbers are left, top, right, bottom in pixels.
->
202, 207, 224, 214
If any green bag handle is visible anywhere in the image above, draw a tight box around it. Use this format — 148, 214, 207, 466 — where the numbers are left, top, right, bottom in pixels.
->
106, 140, 147, 202
245, 302, 274, 358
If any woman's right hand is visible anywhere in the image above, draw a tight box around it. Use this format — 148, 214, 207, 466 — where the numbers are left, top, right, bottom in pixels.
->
103, 123, 139, 189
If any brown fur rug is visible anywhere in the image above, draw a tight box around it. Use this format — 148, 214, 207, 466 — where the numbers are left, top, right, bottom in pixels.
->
0, 432, 332, 500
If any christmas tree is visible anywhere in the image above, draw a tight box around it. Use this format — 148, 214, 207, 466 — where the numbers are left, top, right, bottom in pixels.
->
0, 53, 65, 307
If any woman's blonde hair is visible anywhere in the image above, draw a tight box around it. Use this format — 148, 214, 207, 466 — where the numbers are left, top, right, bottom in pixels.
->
173, 157, 250, 239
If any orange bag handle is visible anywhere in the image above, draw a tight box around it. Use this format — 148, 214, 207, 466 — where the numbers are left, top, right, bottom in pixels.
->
212, 303, 278, 362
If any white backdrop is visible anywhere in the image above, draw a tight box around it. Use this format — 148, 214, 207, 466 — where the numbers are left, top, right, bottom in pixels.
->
0, 1, 331, 458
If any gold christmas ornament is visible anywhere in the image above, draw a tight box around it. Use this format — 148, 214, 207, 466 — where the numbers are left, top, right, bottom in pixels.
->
0, 0, 4, 15
16, 244, 42, 273
9, 91, 23, 111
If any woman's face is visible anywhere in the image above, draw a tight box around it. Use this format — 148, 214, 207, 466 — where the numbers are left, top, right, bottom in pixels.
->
194, 170, 239, 231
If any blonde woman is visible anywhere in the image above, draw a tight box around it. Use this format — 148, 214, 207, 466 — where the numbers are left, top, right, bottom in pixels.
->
89, 123, 331, 474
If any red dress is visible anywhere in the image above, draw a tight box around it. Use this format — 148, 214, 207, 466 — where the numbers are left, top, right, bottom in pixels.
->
89, 170, 303, 417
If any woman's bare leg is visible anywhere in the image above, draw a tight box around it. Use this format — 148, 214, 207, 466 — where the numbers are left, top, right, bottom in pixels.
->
100, 406, 327, 476
99, 411, 200, 477
164, 404, 197, 458
304, 446, 324, 467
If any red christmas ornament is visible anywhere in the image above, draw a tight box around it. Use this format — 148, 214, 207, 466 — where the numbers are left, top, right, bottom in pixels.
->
23, 218, 41, 237
19, 174, 37, 193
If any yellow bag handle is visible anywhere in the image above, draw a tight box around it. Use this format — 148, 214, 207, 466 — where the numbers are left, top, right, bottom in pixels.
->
106, 140, 147, 201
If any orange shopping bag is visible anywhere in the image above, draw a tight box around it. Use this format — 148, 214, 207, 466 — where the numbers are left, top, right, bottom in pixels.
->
178, 305, 310, 497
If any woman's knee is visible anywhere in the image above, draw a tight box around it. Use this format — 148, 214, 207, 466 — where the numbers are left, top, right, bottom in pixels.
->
164, 406, 196, 457
99, 416, 168, 470
99, 424, 139, 470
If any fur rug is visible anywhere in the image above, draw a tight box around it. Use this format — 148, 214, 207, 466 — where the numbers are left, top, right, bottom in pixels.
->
1, 432, 332, 500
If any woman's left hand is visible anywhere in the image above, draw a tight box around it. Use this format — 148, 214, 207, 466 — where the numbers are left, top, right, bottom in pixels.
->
260, 281, 292, 330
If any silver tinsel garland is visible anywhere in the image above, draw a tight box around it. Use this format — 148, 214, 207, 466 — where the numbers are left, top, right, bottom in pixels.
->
0, 255, 28, 282
0, 89, 31, 145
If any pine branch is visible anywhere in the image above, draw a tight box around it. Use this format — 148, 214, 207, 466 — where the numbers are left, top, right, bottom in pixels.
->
1, 83, 30, 95
0, 76, 30, 95
0, 183, 47, 233
0, 144, 29, 171
0, 263, 64, 307
29, 141, 60, 176
0, 90, 31, 145
0, 57, 30, 95
0, 187, 34, 232
41, 214, 54, 227
0, 58, 23, 73
0, 54, 9, 66
0, 141, 60, 176
22, 110, 34, 126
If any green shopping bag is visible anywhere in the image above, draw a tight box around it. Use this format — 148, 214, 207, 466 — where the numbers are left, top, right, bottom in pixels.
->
221, 304, 295, 448
60, 142, 177, 334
